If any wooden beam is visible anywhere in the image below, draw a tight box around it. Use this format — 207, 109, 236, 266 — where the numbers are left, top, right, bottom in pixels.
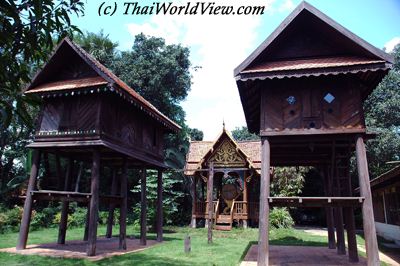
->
87, 149, 100, 256
355, 136, 380, 265
140, 168, 147, 245
58, 157, 74, 244
119, 159, 128, 249
207, 163, 214, 244
106, 168, 118, 238
17, 149, 41, 250
156, 169, 163, 242
258, 138, 271, 266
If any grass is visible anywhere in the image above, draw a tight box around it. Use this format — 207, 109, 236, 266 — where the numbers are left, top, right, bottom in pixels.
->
0, 225, 393, 266
0, 225, 329, 266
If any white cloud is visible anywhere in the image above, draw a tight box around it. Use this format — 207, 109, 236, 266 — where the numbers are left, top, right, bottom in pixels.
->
126, 0, 275, 140
384, 37, 400, 53
278, 0, 295, 12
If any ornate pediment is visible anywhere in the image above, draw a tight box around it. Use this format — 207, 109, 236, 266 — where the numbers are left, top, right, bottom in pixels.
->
208, 139, 246, 167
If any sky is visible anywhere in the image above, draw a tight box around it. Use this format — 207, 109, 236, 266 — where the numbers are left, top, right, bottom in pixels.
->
72, 0, 400, 140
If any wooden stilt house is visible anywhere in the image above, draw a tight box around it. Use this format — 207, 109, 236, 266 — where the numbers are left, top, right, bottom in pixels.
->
234, 1, 393, 265
17, 38, 180, 256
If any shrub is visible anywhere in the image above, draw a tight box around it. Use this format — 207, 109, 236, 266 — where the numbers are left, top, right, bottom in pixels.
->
0, 205, 23, 233
269, 207, 294, 229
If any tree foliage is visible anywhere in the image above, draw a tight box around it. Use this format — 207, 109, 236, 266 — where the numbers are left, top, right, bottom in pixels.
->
0, 0, 85, 129
0, 0, 85, 203
363, 44, 400, 177
231, 126, 259, 141
189, 128, 204, 141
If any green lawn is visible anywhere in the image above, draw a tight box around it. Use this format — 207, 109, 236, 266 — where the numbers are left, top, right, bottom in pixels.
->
0, 225, 329, 266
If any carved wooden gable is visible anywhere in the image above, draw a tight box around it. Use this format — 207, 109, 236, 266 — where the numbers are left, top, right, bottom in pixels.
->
208, 139, 246, 167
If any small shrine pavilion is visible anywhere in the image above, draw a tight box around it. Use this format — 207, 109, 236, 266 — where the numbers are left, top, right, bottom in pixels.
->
185, 127, 261, 230
17, 38, 180, 256
234, 1, 393, 265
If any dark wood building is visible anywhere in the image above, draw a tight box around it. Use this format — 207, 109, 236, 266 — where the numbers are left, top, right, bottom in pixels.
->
17, 38, 180, 256
369, 165, 400, 244
234, 2, 393, 265
185, 127, 261, 230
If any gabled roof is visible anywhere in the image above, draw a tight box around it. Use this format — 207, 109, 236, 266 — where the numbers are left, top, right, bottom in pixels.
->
234, 1, 393, 78
25, 38, 181, 133
184, 128, 261, 175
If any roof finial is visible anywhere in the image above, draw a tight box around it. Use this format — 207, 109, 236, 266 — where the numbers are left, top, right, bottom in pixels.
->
223, 119, 225, 130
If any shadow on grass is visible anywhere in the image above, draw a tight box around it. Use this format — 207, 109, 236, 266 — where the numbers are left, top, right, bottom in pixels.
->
271, 236, 326, 247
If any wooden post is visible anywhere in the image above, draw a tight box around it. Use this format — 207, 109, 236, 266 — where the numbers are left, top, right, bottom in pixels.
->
119, 159, 128, 249
344, 207, 358, 262
334, 207, 346, 255
87, 149, 100, 256
191, 175, 197, 228
58, 157, 73, 244
55, 153, 63, 191
258, 138, 271, 266
17, 149, 41, 250
184, 235, 191, 253
323, 166, 336, 249
243, 171, 248, 229
207, 163, 214, 244
83, 206, 90, 241
156, 169, 163, 242
106, 168, 118, 238
140, 167, 147, 245
355, 136, 380, 265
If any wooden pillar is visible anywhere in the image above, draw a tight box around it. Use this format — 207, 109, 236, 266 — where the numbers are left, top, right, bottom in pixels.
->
334, 207, 346, 255
207, 163, 214, 244
140, 168, 147, 245
17, 149, 41, 250
243, 171, 248, 229
83, 206, 90, 241
156, 169, 163, 242
119, 159, 128, 249
344, 207, 358, 262
323, 166, 336, 249
106, 168, 118, 238
258, 138, 271, 266
55, 153, 63, 191
191, 175, 197, 228
355, 136, 380, 265
87, 149, 100, 256
58, 157, 73, 244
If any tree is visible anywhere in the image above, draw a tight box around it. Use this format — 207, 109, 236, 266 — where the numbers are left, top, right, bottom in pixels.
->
189, 128, 204, 141
0, 0, 84, 204
231, 126, 259, 141
363, 44, 400, 177
74, 30, 118, 67
0, 0, 85, 129
112, 33, 191, 125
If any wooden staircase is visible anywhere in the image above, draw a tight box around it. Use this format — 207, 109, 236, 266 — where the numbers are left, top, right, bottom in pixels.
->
214, 200, 235, 231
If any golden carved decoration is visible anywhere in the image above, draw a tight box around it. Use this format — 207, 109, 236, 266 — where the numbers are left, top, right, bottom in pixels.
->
209, 140, 245, 167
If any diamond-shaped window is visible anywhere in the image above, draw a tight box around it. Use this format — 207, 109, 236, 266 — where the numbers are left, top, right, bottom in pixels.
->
324, 93, 335, 103
287, 96, 296, 105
